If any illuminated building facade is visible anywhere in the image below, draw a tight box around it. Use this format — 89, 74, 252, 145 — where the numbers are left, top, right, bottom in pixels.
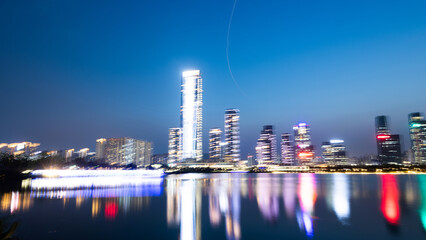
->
209, 128, 222, 160
224, 108, 240, 162
408, 112, 426, 164
255, 125, 277, 165
168, 128, 182, 165
1, 142, 40, 156
63, 149, 74, 162
102, 138, 153, 166
180, 70, 203, 162
78, 148, 90, 159
293, 123, 314, 165
96, 138, 106, 161
375, 116, 401, 163
321, 139, 347, 164
281, 133, 295, 165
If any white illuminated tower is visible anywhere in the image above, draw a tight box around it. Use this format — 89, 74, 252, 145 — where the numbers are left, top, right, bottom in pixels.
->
181, 70, 203, 162
224, 109, 240, 162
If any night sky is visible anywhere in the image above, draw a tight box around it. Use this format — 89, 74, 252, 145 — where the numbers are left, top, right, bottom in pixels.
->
1, 0, 426, 157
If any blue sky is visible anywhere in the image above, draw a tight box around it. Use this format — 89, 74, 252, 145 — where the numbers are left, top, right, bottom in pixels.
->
1, 0, 426, 157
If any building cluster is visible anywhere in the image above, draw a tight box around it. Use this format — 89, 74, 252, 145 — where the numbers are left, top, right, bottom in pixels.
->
166, 70, 426, 167
0, 142, 40, 156
95, 137, 153, 167
168, 70, 241, 166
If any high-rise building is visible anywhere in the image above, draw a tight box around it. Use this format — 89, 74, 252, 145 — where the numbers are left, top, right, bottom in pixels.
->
281, 133, 295, 165
376, 134, 402, 164
255, 125, 277, 165
224, 109, 240, 163
168, 128, 182, 166
375, 116, 402, 164
78, 148, 90, 159
293, 123, 314, 165
209, 128, 222, 161
64, 149, 74, 162
375, 116, 390, 135
181, 70, 203, 162
103, 137, 153, 166
96, 138, 107, 161
408, 112, 426, 164
321, 139, 347, 164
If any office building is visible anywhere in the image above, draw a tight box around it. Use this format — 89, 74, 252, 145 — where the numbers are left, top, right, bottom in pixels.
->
101, 137, 153, 166
209, 128, 222, 160
224, 108, 240, 163
95, 138, 107, 161
408, 112, 426, 164
322, 139, 347, 164
293, 123, 314, 165
78, 148, 90, 159
180, 70, 203, 162
64, 149, 74, 162
281, 133, 295, 165
375, 116, 402, 163
168, 128, 182, 166
255, 125, 277, 165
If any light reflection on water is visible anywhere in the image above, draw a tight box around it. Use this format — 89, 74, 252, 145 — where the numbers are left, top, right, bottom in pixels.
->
1, 173, 426, 239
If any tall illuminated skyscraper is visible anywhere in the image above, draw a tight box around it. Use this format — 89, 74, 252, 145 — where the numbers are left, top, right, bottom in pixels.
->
281, 133, 295, 165
209, 128, 222, 161
255, 125, 277, 165
293, 122, 314, 165
181, 70, 203, 162
224, 109, 240, 163
168, 128, 182, 165
408, 112, 426, 164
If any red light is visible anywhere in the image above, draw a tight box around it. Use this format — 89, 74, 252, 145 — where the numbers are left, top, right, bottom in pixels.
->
377, 135, 391, 140
381, 175, 400, 225
105, 202, 118, 220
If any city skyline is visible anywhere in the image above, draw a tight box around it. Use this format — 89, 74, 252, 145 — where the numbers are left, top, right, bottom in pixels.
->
1, 0, 426, 157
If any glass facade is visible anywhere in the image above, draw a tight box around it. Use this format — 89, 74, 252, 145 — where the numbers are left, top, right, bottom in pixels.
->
408, 112, 426, 164
209, 128, 222, 160
256, 125, 277, 165
293, 123, 314, 165
224, 109, 240, 163
181, 70, 203, 162
281, 133, 295, 165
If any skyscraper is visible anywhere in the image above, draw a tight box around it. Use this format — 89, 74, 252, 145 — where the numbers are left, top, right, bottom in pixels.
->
224, 109, 240, 163
375, 116, 402, 164
321, 139, 347, 164
95, 138, 106, 161
168, 128, 182, 166
255, 125, 277, 165
293, 123, 314, 165
408, 112, 426, 164
209, 128, 222, 161
281, 133, 295, 165
375, 116, 390, 135
181, 70, 203, 162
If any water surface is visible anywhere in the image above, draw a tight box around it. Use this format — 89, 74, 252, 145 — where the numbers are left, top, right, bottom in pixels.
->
1, 173, 425, 239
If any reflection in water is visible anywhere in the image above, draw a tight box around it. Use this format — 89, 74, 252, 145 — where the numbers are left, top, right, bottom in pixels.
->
380, 175, 400, 226
256, 176, 279, 222
283, 175, 296, 219
2, 174, 426, 239
331, 174, 350, 223
418, 175, 426, 230
297, 173, 317, 238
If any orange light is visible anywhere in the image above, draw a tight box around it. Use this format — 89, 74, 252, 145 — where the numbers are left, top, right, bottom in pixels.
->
298, 152, 313, 158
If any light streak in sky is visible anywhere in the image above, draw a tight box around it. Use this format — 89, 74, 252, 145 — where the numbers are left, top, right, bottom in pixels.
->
226, 0, 247, 96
